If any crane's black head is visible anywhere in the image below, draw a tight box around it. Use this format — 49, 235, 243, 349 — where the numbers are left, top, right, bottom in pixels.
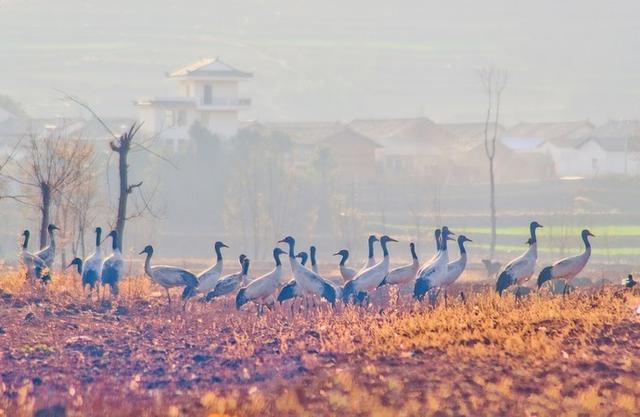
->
296, 251, 308, 265
278, 236, 295, 245
48, 224, 60, 232
333, 249, 349, 258
530, 221, 543, 230
106, 230, 117, 239
22, 230, 30, 238
273, 247, 286, 257
368, 235, 378, 243
459, 235, 472, 244
95, 226, 102, 234
582, 229, 595, 239
238, 254, 247, 265
67, 257, 83, 273
139, 245, 153, 256
442, 227, 455, 241
215, 241, 229, 250
379, 235, 398, 244
241, 257, 250, 274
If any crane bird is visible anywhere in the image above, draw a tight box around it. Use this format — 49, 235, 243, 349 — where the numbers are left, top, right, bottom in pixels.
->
537, 229, 595, 294
414, 227, 455, 301
196, 241, 228, 294
277, 236, 336, 306
441, 235, 472, 298
236, 248, 287, 312
342, 235, 398, 304
34, 224, 60, 268
359, 235, 378, 272
67, 258, 83, 276
276, 252, 307, 306
139, 245, 199, 305
205, 256, 249, 301
20, 230, 50, 283
333, 249, 357, 282
309, 245, 319, 274
496, 221, 543, 296
82, 227, 105, 295
101, 230, 124, 297
377, 242, 420, 288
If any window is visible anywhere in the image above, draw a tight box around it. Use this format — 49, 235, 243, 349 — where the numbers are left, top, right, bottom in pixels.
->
177, 110, 187, 127
164, 110, 175, 127
203, 85, 212, 105
200, 112, 210, 127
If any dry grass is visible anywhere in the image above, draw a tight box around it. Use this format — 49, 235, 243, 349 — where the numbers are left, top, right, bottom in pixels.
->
0, 268, 639, 417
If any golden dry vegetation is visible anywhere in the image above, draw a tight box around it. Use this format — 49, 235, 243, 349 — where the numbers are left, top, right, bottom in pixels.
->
1, 268, 639, 417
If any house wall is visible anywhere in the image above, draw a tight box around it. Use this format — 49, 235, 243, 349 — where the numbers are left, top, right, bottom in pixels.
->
544, 141, 640, 178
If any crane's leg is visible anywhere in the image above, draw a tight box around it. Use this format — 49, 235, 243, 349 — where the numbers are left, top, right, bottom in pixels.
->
444, 288, 448, 308
166, 288, 172, 306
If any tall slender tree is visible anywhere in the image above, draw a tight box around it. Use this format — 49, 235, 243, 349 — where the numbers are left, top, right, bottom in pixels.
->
479, 67, 508, 259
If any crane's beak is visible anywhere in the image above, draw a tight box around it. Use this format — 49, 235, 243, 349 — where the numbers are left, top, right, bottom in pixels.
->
387, 237, 398, 242
466, 238, 473, 243
138, 249, 146, 255
588, 232, 595, 237
332, 252, 341, 256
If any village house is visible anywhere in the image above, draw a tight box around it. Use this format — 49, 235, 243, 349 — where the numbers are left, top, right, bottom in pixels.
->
135, 58, 252, 147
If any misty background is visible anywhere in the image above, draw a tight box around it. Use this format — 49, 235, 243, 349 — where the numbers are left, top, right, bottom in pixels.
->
0, 1, 639, 279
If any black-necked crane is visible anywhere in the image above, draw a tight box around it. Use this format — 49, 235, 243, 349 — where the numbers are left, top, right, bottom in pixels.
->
440, 235, 472, 299
309, 246, 319, 274
277, 236, 336, 306
333, 249, 357, 282
205, 256, 249, 301
414, 227, 455, 301
377, 242, 420, 288
342, 235, 398, 304
236, 248, 287, 312
101, 230, 124, 297
82, 227, 105, 295
496, 221, 543, 295
139, 245, 199, 306
20, 230, 49, 283
197, 241, 228, 294
537, 229, 594, 294
34, 224, 59, 268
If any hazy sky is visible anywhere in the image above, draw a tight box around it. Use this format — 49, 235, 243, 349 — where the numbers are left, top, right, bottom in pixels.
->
1, 0, 639, 125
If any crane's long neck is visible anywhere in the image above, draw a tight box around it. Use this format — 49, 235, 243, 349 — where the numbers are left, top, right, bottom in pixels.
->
112, 234, 119, 252
273, 250, 282, 267
241, 261, 250, 284
310, 247, 317, 267
458, 240, 468, 263
49, 228, 56, 251
143, 253, 152, 277
368, 239, 375, 260
410, 245, 418, 261
22, 233, 29, 250
582, 234, 592, 254
381, 240, 390, 258
441, 235, 449, 252
339, 252, 348, 266
529, 225, 538, 243
215, 245, 223, 262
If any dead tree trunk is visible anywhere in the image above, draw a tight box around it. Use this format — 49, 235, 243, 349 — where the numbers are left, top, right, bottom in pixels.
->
39, 183, 51, 249
110, 123, 143, 250
480, 68, 508, 260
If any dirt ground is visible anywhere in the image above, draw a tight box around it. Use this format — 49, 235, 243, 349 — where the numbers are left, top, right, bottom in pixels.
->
1, 274, 639, 417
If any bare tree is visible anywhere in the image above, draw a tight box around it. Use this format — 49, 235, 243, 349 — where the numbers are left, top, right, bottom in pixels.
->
11, 133, 95, 248
479, 67, 508, 259
110, 123, 145, 250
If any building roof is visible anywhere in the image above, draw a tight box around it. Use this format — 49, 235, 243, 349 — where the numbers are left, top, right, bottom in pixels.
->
319, 126, 382, 149
244, 121, 345, 145
348, 117, 455, 156
440, 122, 506, 143
503, 121, 594, 141
169, 57, 253, 79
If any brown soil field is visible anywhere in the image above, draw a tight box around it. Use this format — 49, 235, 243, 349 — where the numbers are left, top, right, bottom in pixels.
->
1, 270, 639, 417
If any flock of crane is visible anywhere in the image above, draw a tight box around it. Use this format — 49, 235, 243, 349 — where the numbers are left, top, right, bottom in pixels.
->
16, 221, 602, 312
